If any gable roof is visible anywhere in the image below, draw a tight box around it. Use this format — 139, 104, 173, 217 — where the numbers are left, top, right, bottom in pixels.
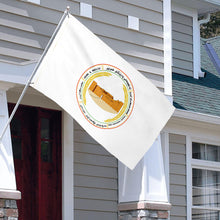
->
172, 37, 220, 117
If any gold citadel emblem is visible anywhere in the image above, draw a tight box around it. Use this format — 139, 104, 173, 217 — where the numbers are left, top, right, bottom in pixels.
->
88, 81, 124, 114
76, 64, 135, 129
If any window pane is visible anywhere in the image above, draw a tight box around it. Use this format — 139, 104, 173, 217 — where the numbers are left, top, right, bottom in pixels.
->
11, 118, 21, 136
192, 209, 220, 220
193, 169, 205, 187
207, 145, 220, 162
12, 138, 22, 160
41, 118, 50, 139
193, 168, 220, 208
192, 143, 205, 160
41, 141, 52, 162
192, 142, 220, 162
193, 169, 206, 206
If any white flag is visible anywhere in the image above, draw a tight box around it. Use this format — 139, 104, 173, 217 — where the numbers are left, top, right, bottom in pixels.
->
31, 14, 174, 169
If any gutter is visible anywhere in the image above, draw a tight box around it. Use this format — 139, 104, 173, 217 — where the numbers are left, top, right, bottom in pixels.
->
198, 13, 211, 25
193, 13, 211, 79
173, 109, 220, 125
203, 0, 220, 6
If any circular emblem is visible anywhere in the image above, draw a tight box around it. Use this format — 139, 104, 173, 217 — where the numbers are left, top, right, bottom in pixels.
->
76, 64, 135, 129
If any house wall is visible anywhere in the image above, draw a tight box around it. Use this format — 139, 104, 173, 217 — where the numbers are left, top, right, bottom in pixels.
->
0, 0, 164, 90
2, 0, 165, 219
74, 121, 118, 220
169, 134, 187, 220
172, 12, 193, 77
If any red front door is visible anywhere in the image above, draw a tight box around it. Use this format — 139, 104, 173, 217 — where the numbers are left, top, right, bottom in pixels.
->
9, 105, 62, 220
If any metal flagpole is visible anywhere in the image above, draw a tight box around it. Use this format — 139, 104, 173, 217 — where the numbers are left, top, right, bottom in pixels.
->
0, 7, 70, 142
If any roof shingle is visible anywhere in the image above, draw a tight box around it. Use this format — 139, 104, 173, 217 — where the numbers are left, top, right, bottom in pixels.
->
173, 37, 220, 117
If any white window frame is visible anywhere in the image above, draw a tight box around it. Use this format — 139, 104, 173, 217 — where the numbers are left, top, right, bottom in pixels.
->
187, 137, 220, 220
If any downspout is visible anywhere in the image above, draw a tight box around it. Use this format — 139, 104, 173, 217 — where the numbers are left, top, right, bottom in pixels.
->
198, 13, 211, 77
199, 13, 211, 25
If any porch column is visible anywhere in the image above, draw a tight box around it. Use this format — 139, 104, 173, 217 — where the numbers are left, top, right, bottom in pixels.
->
0, 83, 21, 220
118, 135, 171, 219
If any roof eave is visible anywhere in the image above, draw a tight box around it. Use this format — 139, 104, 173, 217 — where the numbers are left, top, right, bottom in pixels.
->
203, 0, 220, 7
173, 109, 220, 126
172, 0, 220, 16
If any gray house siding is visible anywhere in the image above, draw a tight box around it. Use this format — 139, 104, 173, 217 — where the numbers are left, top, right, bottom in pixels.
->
1, 0, 164, 219
0, 0, 164, 90
169, 134, 187, 220
172, 11, 193, 77
74, 121, 118, 220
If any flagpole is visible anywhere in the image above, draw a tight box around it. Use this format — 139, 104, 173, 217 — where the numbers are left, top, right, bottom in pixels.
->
0, 7, 70, 142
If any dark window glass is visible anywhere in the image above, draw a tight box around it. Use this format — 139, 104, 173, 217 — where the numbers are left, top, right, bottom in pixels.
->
193, 168, 220, 208
192, 209, 220, 220
11, 118, 22, 159
192, 142, 220, 162
11, 118, 21, 136
12, 138, 22, 159
41, 118, 50, 139
192, 143, 205, 160
207, 145, 220, 162
41, 141, 52, 162
40, 118, 52, 162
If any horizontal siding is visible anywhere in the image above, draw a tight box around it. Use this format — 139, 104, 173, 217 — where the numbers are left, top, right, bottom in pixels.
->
169, 134, 187, 220
75, 186, 117, 201
75, 198, 118, 212
0, 0, 164, 90
74, 152, 117, 167
74, 121, 118, 220
118, 0, 163, 13
172, 11, 193, 77
0, 39, 42, 60
99, 35, 163, 63
75, 175, 117, 190
73, 0, 163, 22
75, 210, 118, 220
2, 1, 164, 219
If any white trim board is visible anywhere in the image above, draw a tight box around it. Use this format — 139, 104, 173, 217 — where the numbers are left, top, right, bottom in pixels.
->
62, 112, 74, 220
186, 135, 192, 220
193, 12, 201, 79
164, 0, 172, 96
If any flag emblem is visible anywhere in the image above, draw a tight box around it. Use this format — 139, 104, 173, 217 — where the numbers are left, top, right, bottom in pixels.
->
76, 64, 135, 129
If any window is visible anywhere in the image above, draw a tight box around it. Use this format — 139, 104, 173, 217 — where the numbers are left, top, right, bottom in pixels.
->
41, 118, 53, 162
191, 142, 220, 219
